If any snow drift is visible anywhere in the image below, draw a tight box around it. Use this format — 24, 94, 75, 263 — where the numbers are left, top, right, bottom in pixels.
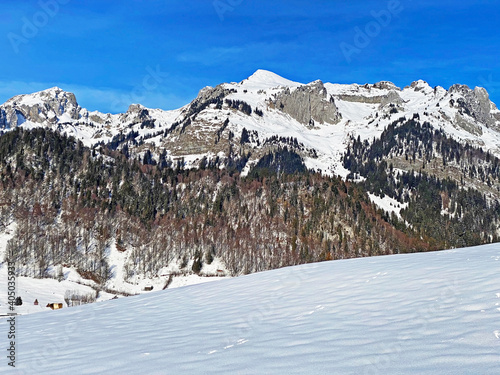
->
2, 243, 499, 374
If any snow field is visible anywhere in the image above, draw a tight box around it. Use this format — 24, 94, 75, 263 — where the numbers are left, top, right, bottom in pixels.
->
1, 243, 499, 374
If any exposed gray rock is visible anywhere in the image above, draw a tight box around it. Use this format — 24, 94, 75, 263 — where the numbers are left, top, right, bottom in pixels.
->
380, 91, 405, 108
180, 84, 233, 121
0, 87, 80, 128
410, 80, 431, 92
373, 81, 400, 91
0, 108, 24, 128
0, 108, 7, 128
271, 81, 342, 125
336, 94, 386, 104
78, 108, 109, 125
196, 84, 228, 103
449, 84, 497, 127
454, 113, 483, 136
119, 104, 151, 124
337, 90, 404, 110
87, 113, 107, 124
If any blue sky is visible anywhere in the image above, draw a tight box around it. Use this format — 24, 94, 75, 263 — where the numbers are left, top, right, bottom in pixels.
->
1, 0, 499, 113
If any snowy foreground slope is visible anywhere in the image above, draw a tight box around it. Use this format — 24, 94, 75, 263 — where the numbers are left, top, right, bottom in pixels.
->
2, 244, 500, 374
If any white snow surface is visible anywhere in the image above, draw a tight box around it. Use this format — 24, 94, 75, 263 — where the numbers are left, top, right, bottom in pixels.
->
2, 243, 500, 374
368, 192, 408, 220
241, 69, 302, 89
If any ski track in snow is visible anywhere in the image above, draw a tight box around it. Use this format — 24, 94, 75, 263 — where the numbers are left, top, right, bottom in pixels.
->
1, 243, 499, 374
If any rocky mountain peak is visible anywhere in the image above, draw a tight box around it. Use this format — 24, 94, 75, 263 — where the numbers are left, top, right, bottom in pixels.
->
373, 81, 400, 91
379, 90, 405, 108
243, 69, 301, 89
448, 83, 471, 95
39, 86, 68, 96
448, 84, 498, 128
0, 87, 80, 128
127, 103, 147, 114
410, 80, 431, 92
119, 104, 152, 125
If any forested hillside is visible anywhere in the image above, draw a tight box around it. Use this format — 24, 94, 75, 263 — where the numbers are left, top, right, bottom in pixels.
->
0, 128, 437, 289
343, 118, 500, 248
1, 113, 500, 290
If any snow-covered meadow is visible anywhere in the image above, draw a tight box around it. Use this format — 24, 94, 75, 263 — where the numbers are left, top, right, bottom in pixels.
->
0, 224, 230, 316
1, 243, 499, 374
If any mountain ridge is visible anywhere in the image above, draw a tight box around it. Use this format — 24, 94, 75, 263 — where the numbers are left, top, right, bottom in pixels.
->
2, 71, 499, 167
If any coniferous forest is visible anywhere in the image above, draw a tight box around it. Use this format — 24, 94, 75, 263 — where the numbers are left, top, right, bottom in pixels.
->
0, 125, 498, 287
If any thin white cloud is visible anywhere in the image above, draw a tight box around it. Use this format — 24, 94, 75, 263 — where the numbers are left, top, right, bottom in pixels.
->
65, 84, 191, 113
0, 81, 53, 101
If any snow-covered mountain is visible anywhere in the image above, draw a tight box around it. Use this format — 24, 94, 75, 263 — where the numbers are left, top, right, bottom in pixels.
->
0, 86, 182, 147
2, 70, 500, 176
2, 71, 500, 317
3, 242, 499, 374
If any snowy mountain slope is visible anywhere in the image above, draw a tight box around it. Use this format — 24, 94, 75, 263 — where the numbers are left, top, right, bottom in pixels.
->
0, 87, 184, 148
1, 70, 499, 175
3, 243, 499, 374
200, 72, 500, 171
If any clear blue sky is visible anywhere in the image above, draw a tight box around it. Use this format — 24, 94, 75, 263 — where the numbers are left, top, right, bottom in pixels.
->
1, 0, 499, 113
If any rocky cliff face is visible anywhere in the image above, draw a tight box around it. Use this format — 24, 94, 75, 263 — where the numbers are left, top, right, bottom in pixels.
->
119, 104, 153, 125
449, 84, 499, 129
333, 81, 405, 111
270, 81, 342, 125
379, 90, 405, 108
0, 87, 80, 128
